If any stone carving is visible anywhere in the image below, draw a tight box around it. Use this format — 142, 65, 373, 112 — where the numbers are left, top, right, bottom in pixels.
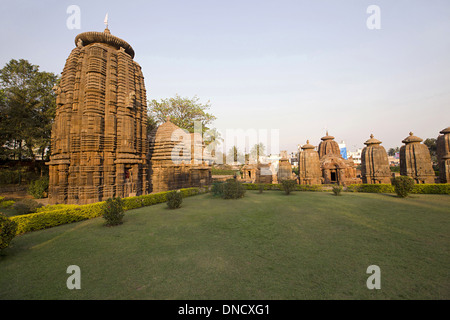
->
298, 140, 322, 185
360, 134, 391, 184
437, 127, 450, 183
47, 28, 148, 204
148, 120, 211, 193
400, 132, 435, 183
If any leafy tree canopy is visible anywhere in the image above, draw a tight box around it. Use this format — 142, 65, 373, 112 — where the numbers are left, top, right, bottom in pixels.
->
147, 94, 216, 133
0, 59, 58, 160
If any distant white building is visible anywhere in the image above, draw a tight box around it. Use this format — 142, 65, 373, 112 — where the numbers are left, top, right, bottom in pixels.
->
347, 148, 363, 165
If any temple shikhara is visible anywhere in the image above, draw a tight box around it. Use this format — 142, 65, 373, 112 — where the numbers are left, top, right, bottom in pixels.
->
48, 27, 150, 204
360, 134, 391, 184
399, 132, 435, 184
47, 25, 447, 204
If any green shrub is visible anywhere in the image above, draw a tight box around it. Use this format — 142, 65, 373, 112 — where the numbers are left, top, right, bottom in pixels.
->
0, 213, 18, 250
222, 179, 246, 199
102, 197, 125, 226
280, 179, 297, 195
166, 190, 183, 209
392, 176, 415, 198
0, 197, 15, 209
12, 199, 43, 215
211, 182, 225, 196
28, 177, 49, 199
332, 185, 343, 196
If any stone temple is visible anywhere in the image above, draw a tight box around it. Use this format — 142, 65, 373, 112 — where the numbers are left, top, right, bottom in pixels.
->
148, 120, 212, 193
298, 140, 322, 185
437, 127, 450, 183
47, 27, 149, 204
400, 132, 435, 183
360, 134, 391, 184
317, 132, 358, 185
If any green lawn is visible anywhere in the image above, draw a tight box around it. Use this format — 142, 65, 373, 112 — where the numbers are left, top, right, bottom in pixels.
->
1, 191, 449, 300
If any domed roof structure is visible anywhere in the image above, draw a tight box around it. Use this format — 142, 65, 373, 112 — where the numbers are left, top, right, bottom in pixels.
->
301, 140, 315, 150
318, 131, 341, 158
75, 28, 135, 58
148, 120, 212, 193
364, 134, 383, 146
402, 132, 423, 144
148, 120, 191, 163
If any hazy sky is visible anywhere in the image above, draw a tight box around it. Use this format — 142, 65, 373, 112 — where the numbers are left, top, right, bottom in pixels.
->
1, 0, 449, 153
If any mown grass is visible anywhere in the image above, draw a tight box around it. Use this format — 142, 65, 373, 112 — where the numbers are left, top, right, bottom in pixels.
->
0, 191, 449, 300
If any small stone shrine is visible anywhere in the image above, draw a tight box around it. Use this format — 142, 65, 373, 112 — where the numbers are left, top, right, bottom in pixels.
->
298, 140, 322, 185
360, 134, 391, 184
400, 132, 435, 183
148, 120, 211, 193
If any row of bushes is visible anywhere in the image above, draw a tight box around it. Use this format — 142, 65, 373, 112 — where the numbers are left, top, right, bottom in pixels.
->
242, 182, 450, 194
242, 183, 330, 192
346, 183, 450, 194
9, 187, 205, 235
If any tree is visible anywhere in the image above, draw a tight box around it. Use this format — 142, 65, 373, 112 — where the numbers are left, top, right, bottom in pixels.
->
423, 138, 437, 163
227, 145, 244, 164
0, 59, 58, 160
204, 127, 223, 161
387, 147, 399, 157
250, 143, 266, 163
148, 94, 216, 133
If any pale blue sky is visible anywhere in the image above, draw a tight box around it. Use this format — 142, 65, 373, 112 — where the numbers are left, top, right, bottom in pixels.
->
1, 0, 449, 152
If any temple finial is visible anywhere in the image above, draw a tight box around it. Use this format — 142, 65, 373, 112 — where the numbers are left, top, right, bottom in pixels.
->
104, 13, 110, 33
370, 134, 374, 139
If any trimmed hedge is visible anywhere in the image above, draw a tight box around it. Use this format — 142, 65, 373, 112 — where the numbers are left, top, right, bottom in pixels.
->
346, 183, 450, 195
10, 187, 204, 235
242, 182, 450, 195
346, 184, 395, 193
242, 183, 328, 192
410, 184, 450, 195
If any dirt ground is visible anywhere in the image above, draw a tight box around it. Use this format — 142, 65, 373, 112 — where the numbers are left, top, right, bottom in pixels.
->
0, 185, 49, 205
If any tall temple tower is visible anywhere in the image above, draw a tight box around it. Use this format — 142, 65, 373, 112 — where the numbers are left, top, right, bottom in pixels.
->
47, 27, 148, 204
360, 134, 391, 184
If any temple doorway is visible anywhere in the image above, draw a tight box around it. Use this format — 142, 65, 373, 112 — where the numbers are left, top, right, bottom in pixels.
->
330, 170, 337, 183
